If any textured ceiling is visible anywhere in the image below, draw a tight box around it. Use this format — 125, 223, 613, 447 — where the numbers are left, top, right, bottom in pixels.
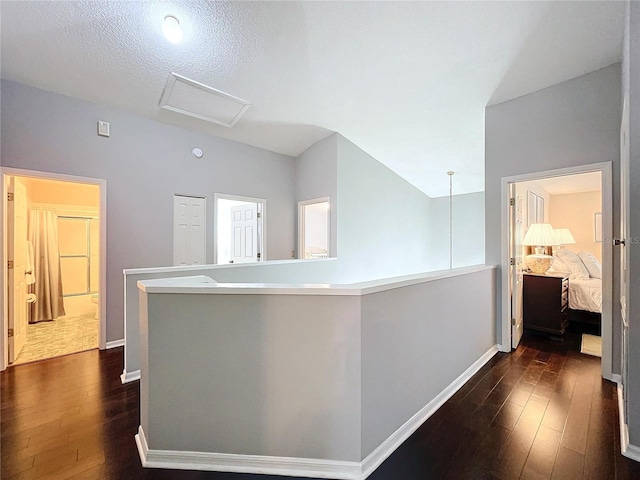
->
0, 1, 624, 197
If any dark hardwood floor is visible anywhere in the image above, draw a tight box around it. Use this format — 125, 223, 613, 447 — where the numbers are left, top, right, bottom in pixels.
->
2, 330, 640, 480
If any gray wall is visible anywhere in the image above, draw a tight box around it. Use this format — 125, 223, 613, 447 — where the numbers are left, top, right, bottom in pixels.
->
141, 292, 362, 461
361, 267, 496, 458
624, 0, 640, 447
336, 135, 433, 282
485, 64, 622, 354
429, 192, 485, 271
0, 80, 297, 342
295, 134, 338, 257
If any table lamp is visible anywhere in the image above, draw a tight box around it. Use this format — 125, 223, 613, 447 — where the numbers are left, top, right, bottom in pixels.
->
522, 223, 557, 274
553, 228, 576, 249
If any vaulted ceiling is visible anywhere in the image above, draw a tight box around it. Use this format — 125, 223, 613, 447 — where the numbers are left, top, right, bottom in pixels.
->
0, 1, 624, 197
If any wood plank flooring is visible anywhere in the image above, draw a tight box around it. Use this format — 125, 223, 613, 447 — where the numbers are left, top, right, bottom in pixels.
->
2, 330, 640, 479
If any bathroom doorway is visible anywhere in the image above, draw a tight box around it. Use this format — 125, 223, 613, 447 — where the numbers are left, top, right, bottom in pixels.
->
2, 169, 106, 367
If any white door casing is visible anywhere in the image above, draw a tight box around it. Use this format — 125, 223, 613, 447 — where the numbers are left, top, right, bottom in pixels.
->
8, 177, 28, 363
510, 185, 524, 349
173, 195, 206, 266
620, 95, 630, 417
230, 203, 258, 264
501, 163, 612, 379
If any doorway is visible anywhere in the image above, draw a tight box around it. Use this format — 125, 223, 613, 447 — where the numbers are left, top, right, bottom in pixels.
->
501, 163, 613, 380
2, 168, 106, 369
214, 193, 265, 264
298, 197, 330, 259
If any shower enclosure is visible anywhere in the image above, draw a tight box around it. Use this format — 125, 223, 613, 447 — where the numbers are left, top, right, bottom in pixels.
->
58, 216, 99, 316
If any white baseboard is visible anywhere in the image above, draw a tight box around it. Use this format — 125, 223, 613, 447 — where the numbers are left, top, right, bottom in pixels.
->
360, 345, 500, 477
135, 345, 500, 479
617, 383, 640, 462
120, 369, 140, 384
136, 425, 363, 480
106, 339, 125, 349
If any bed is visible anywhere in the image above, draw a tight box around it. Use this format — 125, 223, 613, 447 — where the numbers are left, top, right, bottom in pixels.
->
568, 277, 602, 314
550, 250, 602, 333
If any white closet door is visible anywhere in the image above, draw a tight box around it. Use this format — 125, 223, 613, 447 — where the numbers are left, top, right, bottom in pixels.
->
188, 197, 206, 264
173, 195, 206, 266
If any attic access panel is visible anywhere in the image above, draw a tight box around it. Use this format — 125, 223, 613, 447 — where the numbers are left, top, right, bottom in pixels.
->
159, 73, 252, 128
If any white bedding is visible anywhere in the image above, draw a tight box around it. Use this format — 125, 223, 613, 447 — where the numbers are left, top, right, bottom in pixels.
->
568, 277, 602, 314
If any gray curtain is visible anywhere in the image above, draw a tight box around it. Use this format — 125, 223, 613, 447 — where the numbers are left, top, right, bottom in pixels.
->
28, 209, 65, 322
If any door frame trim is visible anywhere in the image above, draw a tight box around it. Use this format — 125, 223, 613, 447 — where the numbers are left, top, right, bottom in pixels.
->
213, 193, 266, 265
1, 167, 107, 371
500, 162, 613, 381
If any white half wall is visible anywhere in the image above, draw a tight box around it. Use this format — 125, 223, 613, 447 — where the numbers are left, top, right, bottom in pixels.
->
136, 266, 498, 478
360, 267, 496, 458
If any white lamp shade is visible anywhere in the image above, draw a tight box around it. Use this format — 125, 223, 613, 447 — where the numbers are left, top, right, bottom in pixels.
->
554, 228, 576, 245
522, 223, 557, 246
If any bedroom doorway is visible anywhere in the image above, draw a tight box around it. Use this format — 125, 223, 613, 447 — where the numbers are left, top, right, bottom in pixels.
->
501, 163, 613, 381
2, 168, 107, 370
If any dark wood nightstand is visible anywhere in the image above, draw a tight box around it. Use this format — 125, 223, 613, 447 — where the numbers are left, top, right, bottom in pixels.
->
523, 273, 569, 336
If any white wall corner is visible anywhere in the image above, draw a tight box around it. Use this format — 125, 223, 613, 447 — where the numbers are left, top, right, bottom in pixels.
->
106, 338, 125, 349
121, 369, 141, 384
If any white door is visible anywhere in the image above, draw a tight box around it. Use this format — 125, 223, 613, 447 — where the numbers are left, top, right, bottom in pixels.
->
510, 184, 525, 349
8, 177, 28, 363
173, 195, 206, 266
230, 203, 258, 264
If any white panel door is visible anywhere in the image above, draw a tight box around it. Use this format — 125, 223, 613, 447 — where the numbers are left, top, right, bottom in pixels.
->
188, 197, 206, 265
230, 203, 258, 264
8, 177, 28, 363
511, 184, 525, 349
173, 195, 206, 266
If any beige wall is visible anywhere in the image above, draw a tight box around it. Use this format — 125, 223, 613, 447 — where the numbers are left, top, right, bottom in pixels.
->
550, 190, 602, 261
21, 177, 99, 208
516, 180, 552, 232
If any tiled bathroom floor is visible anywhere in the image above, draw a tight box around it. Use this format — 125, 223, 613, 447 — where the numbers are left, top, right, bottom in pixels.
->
12, 313, 98, 365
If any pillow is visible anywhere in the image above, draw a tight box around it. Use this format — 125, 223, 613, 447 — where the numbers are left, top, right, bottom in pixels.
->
555, 249, 590, 279
578, 251, 602, 279
548, 255, 570, 273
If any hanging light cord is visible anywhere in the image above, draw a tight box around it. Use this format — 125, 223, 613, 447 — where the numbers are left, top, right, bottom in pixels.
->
448, 171, 454, 269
